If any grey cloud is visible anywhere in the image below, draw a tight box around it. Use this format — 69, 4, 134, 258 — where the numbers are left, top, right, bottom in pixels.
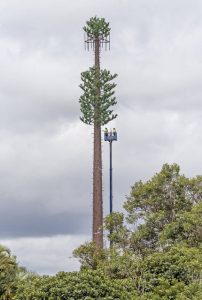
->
0, 124, 93, 239
0, 48, 80, 132
0, 206, 90, 238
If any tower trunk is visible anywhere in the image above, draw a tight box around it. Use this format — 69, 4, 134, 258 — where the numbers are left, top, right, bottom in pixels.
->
93, 38, 103, 248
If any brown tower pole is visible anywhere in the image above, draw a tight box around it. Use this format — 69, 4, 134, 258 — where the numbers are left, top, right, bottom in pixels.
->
93, 38, 103, 248
81, 18, 114, 249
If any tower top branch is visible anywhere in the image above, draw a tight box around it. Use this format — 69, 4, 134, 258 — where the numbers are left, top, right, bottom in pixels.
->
84, 16, 110, 51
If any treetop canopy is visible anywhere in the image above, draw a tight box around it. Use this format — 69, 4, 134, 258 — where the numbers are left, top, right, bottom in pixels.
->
83, 16, 110, 38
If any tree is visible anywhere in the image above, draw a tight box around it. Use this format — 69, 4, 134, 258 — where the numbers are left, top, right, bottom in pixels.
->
103, 164, 202, 298
0, 245, 18, 299
73, 241, 106, 270
124, 163, 202, 255
79, 17, 117, 248
75, 164, 202, 298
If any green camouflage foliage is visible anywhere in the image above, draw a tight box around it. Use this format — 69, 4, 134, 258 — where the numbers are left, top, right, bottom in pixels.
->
79, 17, 117, 127
79, 67, 117, 126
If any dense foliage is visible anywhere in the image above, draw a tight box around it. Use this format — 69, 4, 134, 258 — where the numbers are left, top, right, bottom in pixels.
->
15, 270, 137, 300
124, 163, 202, 254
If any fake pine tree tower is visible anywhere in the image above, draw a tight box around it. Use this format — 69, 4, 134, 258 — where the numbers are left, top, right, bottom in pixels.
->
79, 17, 117, 248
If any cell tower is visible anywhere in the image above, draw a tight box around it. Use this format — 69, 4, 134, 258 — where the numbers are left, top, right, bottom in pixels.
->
79, 17, 117, 248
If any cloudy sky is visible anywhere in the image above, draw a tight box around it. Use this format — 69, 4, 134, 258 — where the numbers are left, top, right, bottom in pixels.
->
0, 0, 202, 274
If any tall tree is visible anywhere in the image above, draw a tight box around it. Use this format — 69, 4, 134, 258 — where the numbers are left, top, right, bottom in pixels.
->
79, 17, 117, 248
124, 163, 202, 255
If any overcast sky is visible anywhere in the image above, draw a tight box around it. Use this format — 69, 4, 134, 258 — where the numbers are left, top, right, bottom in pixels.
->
1, 0, 202, 274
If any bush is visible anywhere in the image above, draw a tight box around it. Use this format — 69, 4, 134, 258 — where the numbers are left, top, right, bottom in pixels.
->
15, 269, 138, 300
